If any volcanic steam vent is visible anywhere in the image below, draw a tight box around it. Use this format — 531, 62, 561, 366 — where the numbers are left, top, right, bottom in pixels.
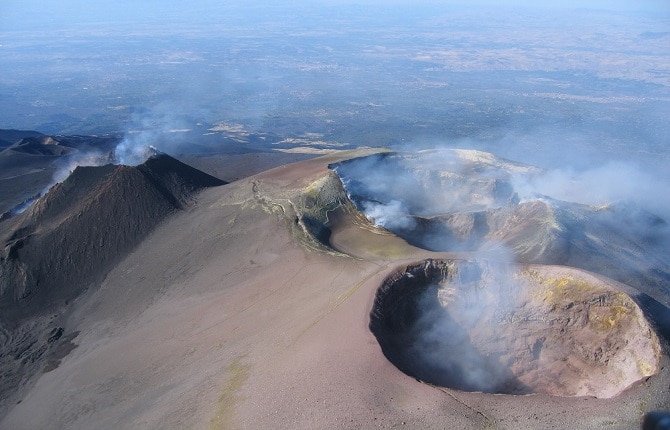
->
370, 259, 660, 398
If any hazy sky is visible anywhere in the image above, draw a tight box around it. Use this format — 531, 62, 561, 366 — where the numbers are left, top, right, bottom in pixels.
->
1, 0, 668, 31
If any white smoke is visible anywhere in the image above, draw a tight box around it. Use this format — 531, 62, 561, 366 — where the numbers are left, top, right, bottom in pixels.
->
511, 161, 668, 215
113, 132, 160, 166
362, 199, 416, 230
112, 103, 195, 166
11, 104, 190, 217
51, 150, 111, 184
333, 145, 670, 308
402, 259, 527, 393
8, 149, 111, 216
335, 149, 670, 236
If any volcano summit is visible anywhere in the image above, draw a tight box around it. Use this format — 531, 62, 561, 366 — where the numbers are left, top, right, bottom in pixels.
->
0, 148, 668, 429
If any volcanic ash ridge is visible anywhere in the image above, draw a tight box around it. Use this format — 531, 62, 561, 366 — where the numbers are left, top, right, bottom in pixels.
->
0, 153, 226, 322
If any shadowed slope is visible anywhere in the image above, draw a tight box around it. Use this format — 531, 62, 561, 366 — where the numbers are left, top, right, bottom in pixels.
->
137, 153, 229, 208
0, 154, 226, 323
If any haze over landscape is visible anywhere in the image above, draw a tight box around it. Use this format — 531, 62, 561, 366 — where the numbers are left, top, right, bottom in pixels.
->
0, 1, 669, 429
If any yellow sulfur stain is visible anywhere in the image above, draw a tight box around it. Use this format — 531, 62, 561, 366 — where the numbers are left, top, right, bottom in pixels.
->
210, 357, 251, 430
638, 360, 654, 376
589, 305, 630, 331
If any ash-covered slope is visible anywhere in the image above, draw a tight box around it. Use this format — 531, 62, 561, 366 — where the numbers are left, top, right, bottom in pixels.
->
0, 154, 225, 323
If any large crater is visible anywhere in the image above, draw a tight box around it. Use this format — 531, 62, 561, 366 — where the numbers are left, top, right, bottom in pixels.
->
370, 259, 660, 398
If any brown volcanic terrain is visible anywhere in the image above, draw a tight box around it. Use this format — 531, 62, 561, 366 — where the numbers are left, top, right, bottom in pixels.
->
0, 148, 668, 429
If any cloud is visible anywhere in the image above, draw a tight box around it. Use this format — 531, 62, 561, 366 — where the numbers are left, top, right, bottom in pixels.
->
511, 161, 670, 216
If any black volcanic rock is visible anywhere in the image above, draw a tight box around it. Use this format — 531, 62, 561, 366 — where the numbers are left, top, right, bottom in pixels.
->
0, 154, 226, 324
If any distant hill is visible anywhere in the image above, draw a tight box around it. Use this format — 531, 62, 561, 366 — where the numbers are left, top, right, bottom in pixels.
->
2, 133, 120, 157
0, 153, 226, 324
0, 129, 44, 151
6, 136, 76, 156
